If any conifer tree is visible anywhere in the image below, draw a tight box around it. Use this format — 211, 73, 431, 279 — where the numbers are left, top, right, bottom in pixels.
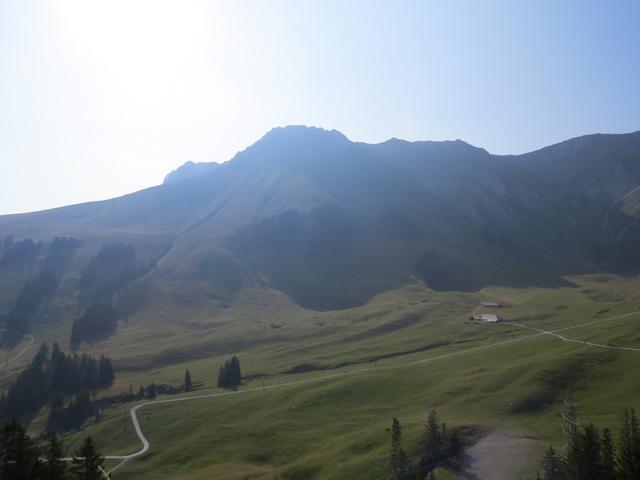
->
420, 410, 442, 473
230, 356, 241, 385
618, 407, 640, 479
70, 436, 104, 480
43, 435, 68, 480
577, 423, 603, 479
184, 369, 193, 392
147, 382, 157, 399
601, 427, 617, 480
217, 365, 226, 388
0, 420, 41, 480
541, 446, 566, 480
98, 356, 114, 385
389, 418, 408, 480
448, 431, 463, 468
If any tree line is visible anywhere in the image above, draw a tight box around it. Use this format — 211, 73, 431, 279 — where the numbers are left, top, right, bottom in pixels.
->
70, 302, 118, 347
536, 397, 640, 480
5, 237, 80, 335
389, 410, 464, 479
80, 242, 142, 303
0, 237, 41, 269
0, 343, 115, 424
0, 420, 106, 480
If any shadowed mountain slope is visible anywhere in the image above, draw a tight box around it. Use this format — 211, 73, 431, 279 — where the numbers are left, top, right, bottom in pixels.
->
2, 126, 640, 320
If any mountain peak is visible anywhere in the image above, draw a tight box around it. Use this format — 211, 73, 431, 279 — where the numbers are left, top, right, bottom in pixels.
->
259, 125, 350, 144
163, 160, 219, 185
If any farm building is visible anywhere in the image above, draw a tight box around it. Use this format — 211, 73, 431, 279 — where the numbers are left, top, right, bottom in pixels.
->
472, 313, 501, 323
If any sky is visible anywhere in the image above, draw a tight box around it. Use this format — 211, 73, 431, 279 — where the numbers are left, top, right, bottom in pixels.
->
1, 1, 640, 215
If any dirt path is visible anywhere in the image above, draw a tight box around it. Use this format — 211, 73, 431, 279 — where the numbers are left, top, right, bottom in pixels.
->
505, 310, 640, 352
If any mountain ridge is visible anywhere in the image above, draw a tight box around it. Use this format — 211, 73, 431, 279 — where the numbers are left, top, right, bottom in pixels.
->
1, 125, 640, 317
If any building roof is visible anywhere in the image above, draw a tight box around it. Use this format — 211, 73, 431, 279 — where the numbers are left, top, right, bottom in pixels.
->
474, 313, 500, 322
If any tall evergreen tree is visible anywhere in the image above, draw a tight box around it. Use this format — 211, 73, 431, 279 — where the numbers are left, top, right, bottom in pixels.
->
184, 369, 193, 392
389, 418, 408, 480
230, 356, 241, 385
216, 365, 226, 388
601, 427, 617, 480
541, 446, 566, 480
147, 382, 157, 399
420, 410, 443, 473
618, 407, 640, 479
98, 356, 114, 385
0, 420, 41, 480
577, 423, 603, 479
43, 435, 68, 480
70, 436, 104, 480
447, 430, 463, 469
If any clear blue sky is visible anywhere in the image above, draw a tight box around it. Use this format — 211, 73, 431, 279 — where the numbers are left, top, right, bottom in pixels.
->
1, 0, 639, 214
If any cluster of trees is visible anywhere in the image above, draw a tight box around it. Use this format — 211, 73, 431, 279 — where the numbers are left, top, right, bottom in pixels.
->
217, 356, 241, 388
0, 238, 41, 269
70, 302, 118, 346
0, 343, 115, 424
6, 237, 80, 334
389, 410, 464, 480
536, 401, 640, 480
7, 271, 57, 334
0, 420, 105, 480
80, 242, 140, 302
47, 391, 94, 434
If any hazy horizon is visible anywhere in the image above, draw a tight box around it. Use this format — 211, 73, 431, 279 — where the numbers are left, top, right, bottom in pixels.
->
2, 0, 640, 215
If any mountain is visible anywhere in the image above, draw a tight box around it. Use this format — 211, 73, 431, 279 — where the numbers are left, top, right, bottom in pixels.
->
163, 160, 219, 185
1, 126, 640, 334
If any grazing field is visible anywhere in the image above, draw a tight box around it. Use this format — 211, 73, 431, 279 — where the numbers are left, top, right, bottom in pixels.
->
9, 274, 631, 479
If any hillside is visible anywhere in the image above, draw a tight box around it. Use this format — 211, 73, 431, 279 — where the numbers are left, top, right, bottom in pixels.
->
2, 126, 640, 478
2, 127, 640, 319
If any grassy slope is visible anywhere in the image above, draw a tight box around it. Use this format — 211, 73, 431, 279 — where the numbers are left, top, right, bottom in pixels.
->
16, 274, 632, 479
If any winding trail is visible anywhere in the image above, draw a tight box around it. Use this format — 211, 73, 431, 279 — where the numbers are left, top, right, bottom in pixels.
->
505, 310, 640, 352
93, 309, 640, 475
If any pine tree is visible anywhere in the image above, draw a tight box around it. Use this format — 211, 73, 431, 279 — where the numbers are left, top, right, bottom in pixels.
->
98, 356, 114, 385
541, 446, 566, 480
618, 407, 640, 479
577, 423, 603, 479
137, 385, 145, 399
0, 420, 41, 480
448, 430, 463, 469
420, 410, 442, 473
147, 382, 157, 399
217, 365, 226, 388
230, 356, 241, 385
70, 436, 104, 480
601, 427, 616, 480
184, 369, 193, 392
43, 435, 68, 480
389, 418, 408, 480
216, 357, 242, 389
